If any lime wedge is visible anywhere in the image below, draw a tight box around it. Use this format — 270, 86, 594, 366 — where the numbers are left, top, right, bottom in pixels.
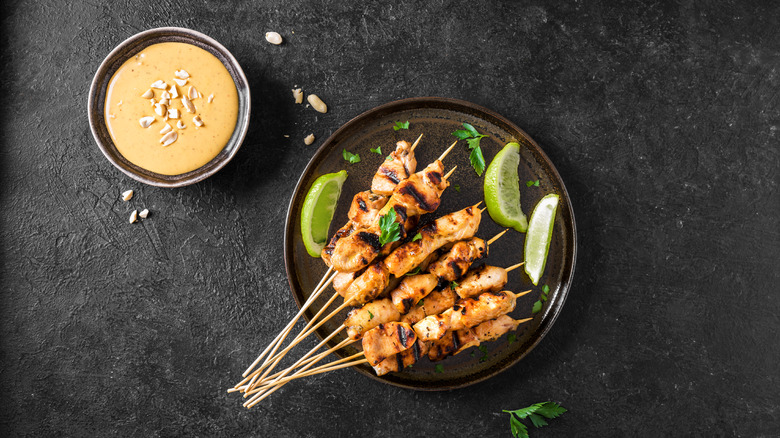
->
524, 194, 559, 285
483, 142, 528, 232
301, 170, 348, 257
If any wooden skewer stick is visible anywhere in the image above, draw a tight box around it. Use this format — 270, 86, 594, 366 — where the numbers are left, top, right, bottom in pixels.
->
438, 141, 458, 162
239, 268, 336, 380
247, 325, 348, 394
248, 299, 353, 386
487, 229, 508, 246
250, 336, 357, 395
248, 332, 350, 395
505, 261, 524, 272
253, 336, 357, 389
443, 166, 457, 181
509, 290, 532, 299
242, 288, 342, 388
254, 352, 366, 393
246, 358, 371, 408
410, 133, 423, 152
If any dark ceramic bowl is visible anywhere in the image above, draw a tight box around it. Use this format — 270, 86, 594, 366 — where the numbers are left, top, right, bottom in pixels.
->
284, 97, 577, 390
87, 27, 250, 187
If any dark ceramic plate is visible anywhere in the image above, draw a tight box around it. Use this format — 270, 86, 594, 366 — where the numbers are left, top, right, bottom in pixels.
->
284, 97, 576, 390
88, 27, 251, 188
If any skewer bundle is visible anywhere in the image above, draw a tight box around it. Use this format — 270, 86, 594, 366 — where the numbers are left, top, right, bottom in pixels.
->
230, 135, 537, 407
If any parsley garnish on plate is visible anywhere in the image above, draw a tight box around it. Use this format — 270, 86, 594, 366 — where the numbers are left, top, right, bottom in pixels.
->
503, 402, 567, 438
434, 364, 444, 373
385, 155, 394, 161
368, 310, 374, 320
532, 284, 551, 314
378, 207, 401, 245
526, 180, 540, 187
342, 149, 361, 164
508, 333, 517, 344
393, 121, 410, 131
452, 123, 487, 176
453, 184, 461, 192
412, 232, 422, 242
478, 345, 489, 362
450, 281, 459, 290
370, 146, 382, 155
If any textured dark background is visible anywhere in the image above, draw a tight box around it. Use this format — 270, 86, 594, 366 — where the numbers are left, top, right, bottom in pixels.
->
2, 1, 779, 436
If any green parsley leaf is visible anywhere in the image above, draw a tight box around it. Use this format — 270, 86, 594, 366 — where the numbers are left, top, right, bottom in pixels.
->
533, 402, 567, 420
368, 310, 374, 320
465, 135, 485, 151
342, 149, 361, 164
412, 232, 422, 242
453, 184, 461, 192
528, 414, 548, 428
526, 180, 540, 187
504, 403, 544, 420
469, 145, 486, 176
450, 281, 459, 290
405, 267, 422, 276
462, 123, 480, 138
378, 207, 401, 246
478, 345, 489, 362
434, 364, 444, 373
507, 333, 517, 344
542, 284, 550, 294
532, 300, 542, 313
385, 155, 394, 161
370, 146, 382, 155
509, 414, 529, 438
417, 299, 424, 307
393, 121, 410, 131
451, 129, 472, 140
470, 351, 476, 357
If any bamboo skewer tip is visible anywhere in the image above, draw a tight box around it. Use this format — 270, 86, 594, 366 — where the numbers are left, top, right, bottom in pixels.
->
437, 141, 458, 162
410, 133, 424, 151
443, 166, 457, 180
504, 261, 525, 272
487, 229, 509, 245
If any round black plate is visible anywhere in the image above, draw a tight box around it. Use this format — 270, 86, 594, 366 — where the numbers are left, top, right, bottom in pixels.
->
284, 97, 576, 390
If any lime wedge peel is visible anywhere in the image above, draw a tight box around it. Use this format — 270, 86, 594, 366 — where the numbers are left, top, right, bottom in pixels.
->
301, 170, 348, 257
524, 194, 559, 285
483, 142, 528, 233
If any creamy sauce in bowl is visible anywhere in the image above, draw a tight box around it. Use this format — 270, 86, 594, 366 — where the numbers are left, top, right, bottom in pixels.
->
104, 42, 239, 176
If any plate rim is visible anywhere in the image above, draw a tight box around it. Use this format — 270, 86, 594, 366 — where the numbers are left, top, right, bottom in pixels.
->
283, 96, 577, 390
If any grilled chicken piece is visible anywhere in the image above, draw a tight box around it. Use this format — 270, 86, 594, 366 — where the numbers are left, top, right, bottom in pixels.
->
330, 161, 449, 273
343, 263, 390, 306
400, 288, 457, 325
473, 314, 523, 342
384, 204, 482, 277
362, 322, 417, 366
427, 238, 487, 281
332, 270, 361, 297
321, 191, 389, 265
453, 265, 508, 299
372, 340, 429, 376
428, 315, 524, 362
413, 291, 516, 341
371, 140, 418, 196
390, 273, 439, 313
428, 326, 480, 362
344, 298, 401, 340
378, 160, 448, 217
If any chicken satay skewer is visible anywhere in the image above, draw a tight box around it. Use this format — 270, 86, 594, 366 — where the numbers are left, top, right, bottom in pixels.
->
254, 313, 533, 400
254, 225, 502, 388
256, 237, 512, 391
249, 166, 461, 383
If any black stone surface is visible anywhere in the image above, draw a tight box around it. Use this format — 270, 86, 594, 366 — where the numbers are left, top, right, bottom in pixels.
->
2, 1, 779, 436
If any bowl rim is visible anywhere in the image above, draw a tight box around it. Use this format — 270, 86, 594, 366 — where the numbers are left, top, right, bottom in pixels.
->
87, 26, 251, 188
